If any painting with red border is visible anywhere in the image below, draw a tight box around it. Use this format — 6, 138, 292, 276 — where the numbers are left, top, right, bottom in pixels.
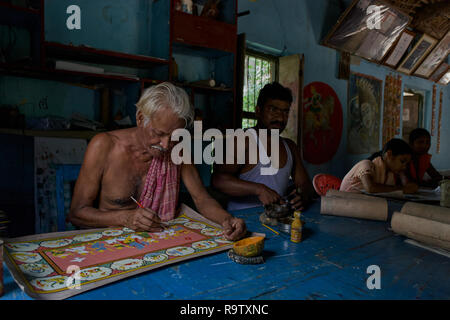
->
3, 204, 234, 300
302, 82, 343, 164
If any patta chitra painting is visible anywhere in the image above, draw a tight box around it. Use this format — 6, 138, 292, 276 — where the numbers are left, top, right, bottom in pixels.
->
347, 73, 382, 155
3, 204, 233, 300
302, 82, 343, 165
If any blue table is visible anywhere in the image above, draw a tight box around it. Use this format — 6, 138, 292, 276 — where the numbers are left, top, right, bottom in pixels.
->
1, 200, 449, 300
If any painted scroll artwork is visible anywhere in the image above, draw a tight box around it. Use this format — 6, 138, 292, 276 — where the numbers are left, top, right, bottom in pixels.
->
302, 82, 343, 164
3, 204, 233, 300
382, 74, 402, 145
347, 73, 382, 154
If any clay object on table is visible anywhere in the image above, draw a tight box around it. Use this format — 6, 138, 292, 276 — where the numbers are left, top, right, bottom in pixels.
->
259, 212, 278, 226
264, 203, 292, 219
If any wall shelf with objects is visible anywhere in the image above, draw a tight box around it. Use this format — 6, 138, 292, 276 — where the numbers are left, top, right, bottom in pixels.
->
0, 0, 240, 235
160, 0, 239, 129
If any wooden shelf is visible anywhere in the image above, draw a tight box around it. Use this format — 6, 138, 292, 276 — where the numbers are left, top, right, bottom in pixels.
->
172, 11, 237, 53
45, 42, 169, 70
0, 63, 151, 86
0, 128, 101, 139
177, 82, 232, 93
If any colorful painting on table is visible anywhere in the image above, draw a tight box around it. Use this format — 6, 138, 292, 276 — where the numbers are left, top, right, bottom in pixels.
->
302, 82, 343, 164
347, 73, 382, 154
3, 205, 233, 300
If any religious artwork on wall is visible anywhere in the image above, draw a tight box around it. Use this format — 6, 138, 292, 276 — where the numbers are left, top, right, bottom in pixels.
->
322, 0, 411, 63
302, 82, 343, 164
3, 204, 234, 300
382, 74, 402, 145
437, 68, 450, 86
414, 30, 450, 79
279, 54, 304, 145
34, 138, 87, 234
431, 85, 437, 136
383, 30, 415, 68
397, 34, 438, 75
347, 73, 382, 154
429, 63, 449, 83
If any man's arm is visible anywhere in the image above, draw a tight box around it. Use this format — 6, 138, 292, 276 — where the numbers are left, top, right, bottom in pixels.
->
360, 174, 418, 194
285, 139, 314, 209
211, 137, 281, 205
181, 163, 246, 240
68, 133, 163, 232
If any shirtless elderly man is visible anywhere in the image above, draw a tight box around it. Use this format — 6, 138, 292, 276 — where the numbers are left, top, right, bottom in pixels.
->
69, 82, 246, 240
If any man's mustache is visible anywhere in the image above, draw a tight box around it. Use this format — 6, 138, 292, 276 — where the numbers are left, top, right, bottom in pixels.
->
151, 145, 168, 152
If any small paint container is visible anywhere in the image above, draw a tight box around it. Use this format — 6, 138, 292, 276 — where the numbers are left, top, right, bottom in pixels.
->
278, 217, 293, 234
440, 180, 450, 208
0, 239, 3, 297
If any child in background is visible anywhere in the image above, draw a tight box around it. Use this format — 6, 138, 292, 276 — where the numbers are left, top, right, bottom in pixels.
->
340, 138, 418, 194
408, 128, 449, 187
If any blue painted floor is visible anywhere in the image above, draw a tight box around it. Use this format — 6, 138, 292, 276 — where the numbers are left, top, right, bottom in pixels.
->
1, 200, 449, 300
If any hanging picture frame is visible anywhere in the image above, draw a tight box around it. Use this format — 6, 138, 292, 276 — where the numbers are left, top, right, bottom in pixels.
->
347, 72, 382, 154
414, 30, 450, 79
397, 34, 438, 75
382, 30, 415, 68
322, 0, 411, 63
429, 62, 449, 83
437, 67, 450, 86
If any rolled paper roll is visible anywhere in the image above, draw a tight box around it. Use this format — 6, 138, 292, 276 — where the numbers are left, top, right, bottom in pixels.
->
401, 202, 450, 224
320, 195, 388, 221
326, 189, 380, 201
391, 211, 450, 250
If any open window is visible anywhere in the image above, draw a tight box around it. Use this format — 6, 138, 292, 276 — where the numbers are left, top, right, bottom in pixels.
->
241, 49, 278, 129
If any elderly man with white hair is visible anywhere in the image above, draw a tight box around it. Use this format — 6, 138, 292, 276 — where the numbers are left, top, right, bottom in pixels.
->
69, 82, 246, 240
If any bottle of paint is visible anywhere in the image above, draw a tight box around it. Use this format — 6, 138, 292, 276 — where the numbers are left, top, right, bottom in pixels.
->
290, 211, 302, 243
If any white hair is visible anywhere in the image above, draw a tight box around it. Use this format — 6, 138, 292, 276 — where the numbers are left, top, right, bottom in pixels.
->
135, 82, 194, 128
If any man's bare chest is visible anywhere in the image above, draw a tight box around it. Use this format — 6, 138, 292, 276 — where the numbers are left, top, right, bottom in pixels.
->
100, 160, 151, 208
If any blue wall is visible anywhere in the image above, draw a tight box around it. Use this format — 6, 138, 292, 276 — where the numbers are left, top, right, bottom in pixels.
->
237, 0, 449, 178
45, 0, 153, 56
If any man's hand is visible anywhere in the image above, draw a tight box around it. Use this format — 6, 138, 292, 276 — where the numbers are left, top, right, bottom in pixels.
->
222, 216, 247, 241
256, 184, 282, 206
403, 182, 419, 194
286, 189, 309, 211
124, 208, 164, 232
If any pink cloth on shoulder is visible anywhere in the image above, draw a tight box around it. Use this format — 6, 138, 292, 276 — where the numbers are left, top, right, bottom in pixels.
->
139, 152, 181, 221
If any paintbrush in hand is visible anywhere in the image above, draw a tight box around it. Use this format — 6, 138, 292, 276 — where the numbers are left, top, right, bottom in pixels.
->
130, 196, 170, 228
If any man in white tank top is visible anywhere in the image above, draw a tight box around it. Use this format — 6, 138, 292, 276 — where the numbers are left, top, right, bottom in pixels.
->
212, 82, 314, 211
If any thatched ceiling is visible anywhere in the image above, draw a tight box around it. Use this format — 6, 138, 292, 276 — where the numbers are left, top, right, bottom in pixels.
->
385, 0, 450, 39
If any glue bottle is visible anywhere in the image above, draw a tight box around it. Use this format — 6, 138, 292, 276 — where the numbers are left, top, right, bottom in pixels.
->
290, 211, 302, 243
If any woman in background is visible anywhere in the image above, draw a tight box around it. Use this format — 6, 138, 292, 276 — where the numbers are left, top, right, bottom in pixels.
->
340, 139, 418, 194
408, 128, 449, 187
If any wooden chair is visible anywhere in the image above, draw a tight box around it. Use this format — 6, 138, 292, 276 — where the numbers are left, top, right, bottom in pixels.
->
313, 173, 342, 196
55, 164, 81, 231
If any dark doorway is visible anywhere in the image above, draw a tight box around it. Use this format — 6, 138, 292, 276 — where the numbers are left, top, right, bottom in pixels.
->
402, 88, 425, 141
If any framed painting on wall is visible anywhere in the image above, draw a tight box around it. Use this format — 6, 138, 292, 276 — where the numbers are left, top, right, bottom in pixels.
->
414, 30, 450, 79
397, 34, 438, 75
322, 0, 411, 63
429, 63, 449, 83
382, 30, 415, 68
438, 68, 450, 86
347, 73, 382, 155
